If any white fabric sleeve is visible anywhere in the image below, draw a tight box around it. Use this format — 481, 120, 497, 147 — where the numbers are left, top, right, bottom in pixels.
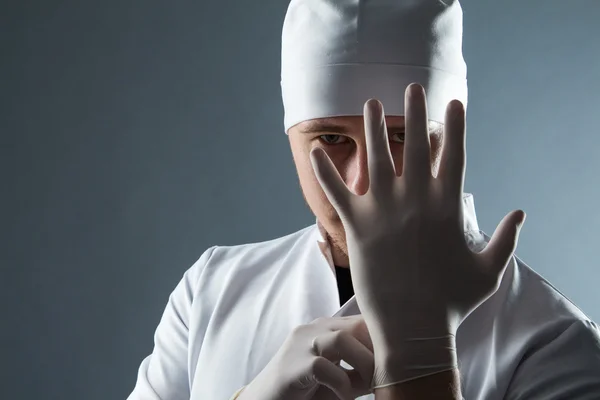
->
126, 246, 216, 400
506, 319, 600, 400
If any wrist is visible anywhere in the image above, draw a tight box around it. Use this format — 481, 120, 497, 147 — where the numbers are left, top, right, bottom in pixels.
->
372, 368, 462, 400
373, 308, 458, 348
372, 334, 458, 389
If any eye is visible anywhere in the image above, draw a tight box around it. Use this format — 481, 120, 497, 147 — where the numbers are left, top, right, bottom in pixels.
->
318, 134, 349, 145
317, 132, 405, 146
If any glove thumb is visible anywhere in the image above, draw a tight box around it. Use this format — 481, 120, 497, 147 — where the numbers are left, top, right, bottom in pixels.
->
479, 210, 526, 277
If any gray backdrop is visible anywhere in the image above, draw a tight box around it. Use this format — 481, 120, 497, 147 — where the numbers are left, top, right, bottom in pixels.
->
3, 1, 599, 399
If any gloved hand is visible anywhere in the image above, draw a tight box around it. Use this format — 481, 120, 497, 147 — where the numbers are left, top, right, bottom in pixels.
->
309, 83, 526, 388
237, 315, 374, 400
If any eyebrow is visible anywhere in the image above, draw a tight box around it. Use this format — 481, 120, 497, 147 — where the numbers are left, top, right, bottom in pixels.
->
298, 120, 441, 134
298, 121, 353, 134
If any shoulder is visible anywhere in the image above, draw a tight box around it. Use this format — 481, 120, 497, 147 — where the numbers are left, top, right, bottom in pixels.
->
511, 251, 592, 324
506, 316, 600, 398
209, 224, 317, 262
185, 224, 318, 288
478, 230, 592, 324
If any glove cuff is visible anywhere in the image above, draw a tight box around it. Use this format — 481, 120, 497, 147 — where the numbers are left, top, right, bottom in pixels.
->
370, 334, 458, 389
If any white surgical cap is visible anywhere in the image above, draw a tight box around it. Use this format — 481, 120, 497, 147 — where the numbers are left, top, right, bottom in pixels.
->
280, 0, 468, 134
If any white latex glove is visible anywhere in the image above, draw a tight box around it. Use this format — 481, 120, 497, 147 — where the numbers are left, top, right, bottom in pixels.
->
309, 84, 526, 388
238, 315, 374, 400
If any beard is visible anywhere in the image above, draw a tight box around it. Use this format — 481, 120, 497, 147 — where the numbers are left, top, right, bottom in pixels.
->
325, 228, 349, 263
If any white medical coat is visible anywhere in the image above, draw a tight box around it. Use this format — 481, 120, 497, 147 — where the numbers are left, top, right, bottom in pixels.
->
127, 193, 600, 399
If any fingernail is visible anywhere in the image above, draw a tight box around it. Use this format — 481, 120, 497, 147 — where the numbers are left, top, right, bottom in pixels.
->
518, 212, 526, 229
410, 83, 424, 96
450, 100, 464, 117
371, 99, 381, 112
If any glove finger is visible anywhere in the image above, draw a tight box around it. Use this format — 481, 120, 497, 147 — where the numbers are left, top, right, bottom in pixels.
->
364, 99, 396, 192
311, 356, 354, 400
477, 210, 524, 278
315, 316, 374, 353
313, 331, 375, 393
345, 368, 373, 397
438, 99, 466, 201
403, 83, 432, 187
313, 367, 373, 399
309, 148, 352, 218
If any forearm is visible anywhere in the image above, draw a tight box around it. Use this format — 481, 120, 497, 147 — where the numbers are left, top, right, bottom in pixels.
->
373, 368, 461, 400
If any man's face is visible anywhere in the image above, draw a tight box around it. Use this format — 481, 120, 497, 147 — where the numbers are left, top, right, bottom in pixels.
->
288, 115, 444, 266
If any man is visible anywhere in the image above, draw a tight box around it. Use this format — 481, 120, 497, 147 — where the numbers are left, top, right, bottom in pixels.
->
127, 1, 600, 399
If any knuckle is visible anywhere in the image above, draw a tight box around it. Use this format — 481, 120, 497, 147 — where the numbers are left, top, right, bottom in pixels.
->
348, 319, 374, 351
348, 321, 366, 337
399, 208, 424, 226
311, 317, 328, 326
349, 316, 367, 329
309, 356, 327, 372
331, 330, 348, 347
290, 324, 309, 337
